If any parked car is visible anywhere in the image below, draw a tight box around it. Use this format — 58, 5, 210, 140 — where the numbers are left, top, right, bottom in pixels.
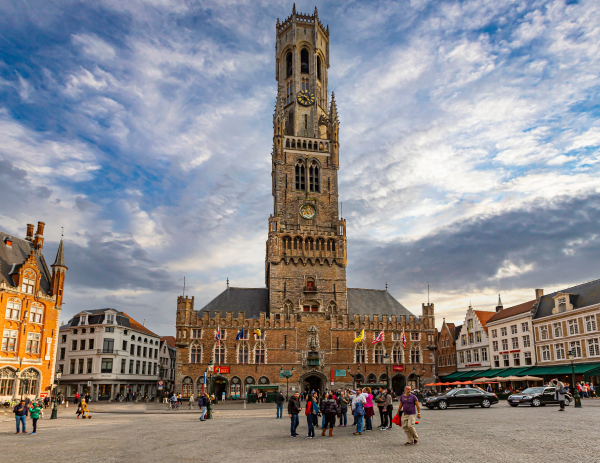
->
507, 387, 572, 407
424, 388, 498, 410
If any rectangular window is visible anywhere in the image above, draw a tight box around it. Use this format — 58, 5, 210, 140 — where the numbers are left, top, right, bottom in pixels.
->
61, 335, 67, 343
553, 322, 562, 338
558, 297, 566, 312
22, 276, 35, 294
503, 354, 510, 367
468, 333, 474, 344
392, 332, 401, 341
493, 355, 500, 368
136, 361, 140, 374
78, 359, 84, 374
569, 340, 582, 358
492, 341, 498, 352
481, 347, 488, 362
540, 326, 549, 340
155, 349, 158, 359
555, 343, 565, 360
72, 340, 77, 351
475, 331, 482, 343
60, 347, 66, 360
568, 319, 579, 336
137, 346, 141, 356
461, 335, 467, 345
70, 359, 76, 374
26, 332, 40, 353
587, 338, 600, 357
105, 314, 115, 324
501, 339, 508, 351
129, 360, 133, 374
459, 351, 465, 364
5, 299, 21, 319
29, 304, 43, 323
130, 345, 135, 355
142, 361, 146, 375
89, 339, 94, 350
123, 340, 127, 350
192, 329, 202, 339
513, 353, 520, 366
73, 329, 78, 335
521, 322, 529, 332
585, 316, 597, 333
468, 319, 473, 330
523, 335, 531, 348
103, 338, 114, 354
2, 329, 18, 351
501, 327, 507, 337
101, 358, 113, 373
154, 363, 157, 375
510, 325, 518, 335
511, 337, 519, 349
473, 349, 480, 362
143, 347, 147, 357
121, 358, 126, 374
90, 328, 95, 333
410, 332, 419, 341
80, 339, 86, 350
541, 345, 551, 361
491, 329, 497, 338
524, 352, 532, 365
467, 350, 473, 363
87, 358, 93, 374
105, 327, 114, 333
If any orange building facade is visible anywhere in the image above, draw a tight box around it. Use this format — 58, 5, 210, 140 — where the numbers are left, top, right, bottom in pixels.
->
0, 221, 66, 401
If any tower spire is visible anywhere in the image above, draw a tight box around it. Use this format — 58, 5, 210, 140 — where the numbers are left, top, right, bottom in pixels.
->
292, 3, 296, 14
496, 294, 503, 312
52, 237, 66, 268
329, 92, 339, 124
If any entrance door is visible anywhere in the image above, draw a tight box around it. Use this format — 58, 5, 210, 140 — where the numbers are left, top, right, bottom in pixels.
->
213, 380, 227, 400
392, 375, 406, 396
230, 383, 240, 399
303, 375, 323, 395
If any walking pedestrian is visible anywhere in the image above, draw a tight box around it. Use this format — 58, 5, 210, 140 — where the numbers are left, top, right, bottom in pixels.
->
338, 391, 349, 427
305, 393, 316, 438
288, 391, 301, 437
29, 401, 42, 435
352, 388, 366, 436
43, 396, 50, 409
376, 387, 386, 428
198, 393, 208, 421
275, 390, 285, 419
364, 387, 374, 432
321, 393, 338, 437
74, 392, 80, 405
13, 400, 27, 434
397, 386, 421, 445
189, 393, 194, 409
553, 379, 567, 411
384, 388, 394, 430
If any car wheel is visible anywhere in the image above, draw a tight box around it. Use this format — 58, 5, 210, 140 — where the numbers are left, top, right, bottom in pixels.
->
481, 399, 491, 408
564, 398, 570, 406
437, 400, 448, 410
532, 398, 541, 407
509, 404, 518, 407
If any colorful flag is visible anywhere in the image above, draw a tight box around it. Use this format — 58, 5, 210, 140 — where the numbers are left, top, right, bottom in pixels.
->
401, 328, 406, 348
215, 327, 221, 345
254, 328, 262, 338
372, 329, 384, 344
353, 329, 365, 343
236, 328, 245, 341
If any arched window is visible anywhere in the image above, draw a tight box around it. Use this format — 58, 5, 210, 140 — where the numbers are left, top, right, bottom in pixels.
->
292, 139, 296, 148
294, 236, 302, 250
355, 343, 366, 363
254, 342, 266, 364
316, 238, 325, 251
317, 55, 322, 80
214, 343, 226, 364
392, 343, 403, 364
308, 141, 313, 150
18, 368, 39, 396
295, 162, 306, 191
309, 161, 320, 192
306, 237, 314, 251
131, 335, 135, 340
374, 345, 384, 363
0, 367, 17, 396
411, 345, 421, 363
300, 49, 309, 74
286, 51, 293, 78
190, 343, 202, 363
258, 375, 270, 385
328, 239, 336, 252
283, 236, 292, 250
29, 303, 43, 324
306, 280, 315, 291
286, 139, 290, 148
138, 337, 142, 342
5, 298, 21, 320
238, 341, 249, 364
144, 338, 148, 343
366, 373, 377, 384
182, 377, 193, 398
327, 302, 337, 314
22, 269, 36, 295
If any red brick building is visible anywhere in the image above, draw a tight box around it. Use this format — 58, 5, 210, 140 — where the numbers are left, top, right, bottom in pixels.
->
436, 320, 461, 378
1, 221, 66, 400
174, 7, 437, 400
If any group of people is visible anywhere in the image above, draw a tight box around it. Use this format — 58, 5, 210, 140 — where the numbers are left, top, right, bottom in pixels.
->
284, 386, 422, 445
13, 398, 44, 435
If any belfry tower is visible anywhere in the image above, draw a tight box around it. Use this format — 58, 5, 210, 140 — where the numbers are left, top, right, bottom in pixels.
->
266, 5, 347, 317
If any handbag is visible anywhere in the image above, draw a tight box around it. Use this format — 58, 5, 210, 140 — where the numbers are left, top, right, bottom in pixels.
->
392, 414, 401, 426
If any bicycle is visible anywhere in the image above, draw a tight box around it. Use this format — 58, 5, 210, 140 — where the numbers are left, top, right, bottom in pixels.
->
166, 401, 179, 411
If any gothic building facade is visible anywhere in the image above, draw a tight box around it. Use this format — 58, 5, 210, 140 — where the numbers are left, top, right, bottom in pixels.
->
175, 6, 436, 400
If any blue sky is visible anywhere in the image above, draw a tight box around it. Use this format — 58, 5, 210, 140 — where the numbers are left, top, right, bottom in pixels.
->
1, 0, 599, 335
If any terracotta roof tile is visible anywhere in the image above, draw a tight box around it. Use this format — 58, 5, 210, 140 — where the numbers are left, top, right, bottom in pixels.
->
487, 300, 536, 324
161, 336, 176, 348
473, 310, 496, 333
121, 312, 158, 337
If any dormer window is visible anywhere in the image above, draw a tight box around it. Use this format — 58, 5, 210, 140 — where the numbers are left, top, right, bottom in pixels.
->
79, 315, 88, 326
558, 298, 566, 312
552, 293, 574, 314
105, 314, 115, 324
4, 238, 12, 247
22, 269, 36, 295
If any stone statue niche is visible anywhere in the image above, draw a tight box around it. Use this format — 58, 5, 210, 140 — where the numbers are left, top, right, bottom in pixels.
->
307, 326, 319, 350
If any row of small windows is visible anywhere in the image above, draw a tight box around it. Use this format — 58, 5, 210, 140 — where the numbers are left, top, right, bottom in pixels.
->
61, 358, 159, 375
5, 298, 44, 324
286, 50, 323, 80
283, 236, 337, 252
286, 139, 329, 151
189, 341, 267, 365
296, 160, 320, 192
2, 330, 40, 353
354, 343, 422, 364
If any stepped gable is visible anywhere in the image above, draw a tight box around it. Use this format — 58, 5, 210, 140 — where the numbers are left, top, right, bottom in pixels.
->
347, 288, 414, 319
198, 287, 269, 319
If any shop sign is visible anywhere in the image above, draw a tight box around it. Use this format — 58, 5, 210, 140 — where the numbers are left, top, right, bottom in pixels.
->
214, 366, 229, 374
393, 365, 405, 372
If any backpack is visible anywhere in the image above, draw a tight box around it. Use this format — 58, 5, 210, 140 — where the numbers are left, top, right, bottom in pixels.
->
354, 400, 365, 416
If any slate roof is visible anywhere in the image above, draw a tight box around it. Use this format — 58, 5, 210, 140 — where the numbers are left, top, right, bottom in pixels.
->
487, 299, 536, 324
534, 278, 600, 320
454, 324, 463, 340
61, 308, 159, 337
196, 287, 414, 320
52, 240, 66, 268
0, 230, 52, 295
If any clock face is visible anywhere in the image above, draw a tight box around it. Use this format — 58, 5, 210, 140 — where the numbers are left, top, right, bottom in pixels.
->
299, 204, 316, 220
297, 90, 315, 106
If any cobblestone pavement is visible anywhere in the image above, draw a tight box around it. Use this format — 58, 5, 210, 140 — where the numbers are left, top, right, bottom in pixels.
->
2, 401, 599, 462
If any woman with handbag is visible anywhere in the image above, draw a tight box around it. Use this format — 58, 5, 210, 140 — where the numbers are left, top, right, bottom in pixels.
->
363, 387, 375, 431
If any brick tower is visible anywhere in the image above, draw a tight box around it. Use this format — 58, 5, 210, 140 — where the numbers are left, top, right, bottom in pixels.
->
266, 5, 347, 317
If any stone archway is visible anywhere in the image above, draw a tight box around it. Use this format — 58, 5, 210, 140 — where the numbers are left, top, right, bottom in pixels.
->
212, 375, 228, 401
299, 370, 327, 395
391, 373, 406, 396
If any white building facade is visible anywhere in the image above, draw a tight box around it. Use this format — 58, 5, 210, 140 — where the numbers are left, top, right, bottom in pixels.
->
56, 308, 161, 401
159, 336, 176, 393
456, 306, 494, 372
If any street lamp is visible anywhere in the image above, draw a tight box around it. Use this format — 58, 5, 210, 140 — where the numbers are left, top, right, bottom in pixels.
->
51, 371, 62, 420
206, 360, 214, 419
567, 350, 582, 408
280, 366, 295, 402
383, 354, 391, 390
347, 365, 361, 389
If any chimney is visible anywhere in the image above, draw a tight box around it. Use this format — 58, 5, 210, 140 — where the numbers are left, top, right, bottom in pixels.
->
33, 221, 45, 251
535, 289, 544, 300
26, 224, 34, 242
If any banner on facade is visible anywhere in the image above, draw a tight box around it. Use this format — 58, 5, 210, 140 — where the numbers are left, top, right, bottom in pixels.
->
393, 365, 405, 372
214, 366, 230, 374
335, 369, 347, 377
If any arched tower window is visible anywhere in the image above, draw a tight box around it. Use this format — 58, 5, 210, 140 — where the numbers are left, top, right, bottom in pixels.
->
317, 56, 322, 80
286, 51, 293, 78
411, 344, 421, 364
254, 341, 266, 364
238, 341, 249, 364
213, 343, 226, 364
392, 342, 403, 364
295, 162, 306, 191
309, 161, 320, 192
283, 236, 292, 250
316, 238, 325, 251
190, 343, 202, 363
374, 345, 385, 363
300, 49, 309, 74
355, 343, 366, 363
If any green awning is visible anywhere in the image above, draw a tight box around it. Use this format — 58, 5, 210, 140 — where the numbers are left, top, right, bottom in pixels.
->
440, 371, 470, 380
473, 368, 509, 378
496, 367, 532, 377
546, 363, 600, 375
514, 366, 557, 376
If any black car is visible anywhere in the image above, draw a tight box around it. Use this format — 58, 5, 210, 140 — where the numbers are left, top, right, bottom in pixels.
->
424, 388, 498, 410
507, 387, 572, 407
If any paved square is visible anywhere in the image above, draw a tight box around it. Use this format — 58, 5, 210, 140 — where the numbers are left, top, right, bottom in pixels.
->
1, 401, 599, 462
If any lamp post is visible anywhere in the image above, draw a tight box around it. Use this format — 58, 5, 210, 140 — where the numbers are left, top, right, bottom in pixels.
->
280, 366, 295, 402
383, 354, 391, 390
347, 365, 361, 389
567, 350, 582, 408
206, 360, 214, 419
51, 371, 62, 419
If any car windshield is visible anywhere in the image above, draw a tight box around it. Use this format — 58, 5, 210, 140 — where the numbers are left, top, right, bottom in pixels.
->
521, 388, 544, 394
